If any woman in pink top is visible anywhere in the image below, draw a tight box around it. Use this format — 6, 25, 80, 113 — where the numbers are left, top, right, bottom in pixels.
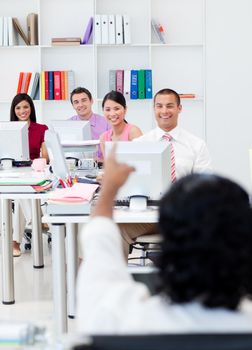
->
100, 91, 142, 160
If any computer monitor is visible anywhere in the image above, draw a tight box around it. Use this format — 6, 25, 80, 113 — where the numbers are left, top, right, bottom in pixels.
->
105, 141, 171, 210
0, 121, 29, 161
44, 130, 69, 179
49, 120, 91, 142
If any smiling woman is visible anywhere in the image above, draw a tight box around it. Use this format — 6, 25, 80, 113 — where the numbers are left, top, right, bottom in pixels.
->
99, 90, 143, 160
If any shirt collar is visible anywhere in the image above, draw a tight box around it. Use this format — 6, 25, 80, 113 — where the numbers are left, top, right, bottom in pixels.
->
156, 125, 179, 141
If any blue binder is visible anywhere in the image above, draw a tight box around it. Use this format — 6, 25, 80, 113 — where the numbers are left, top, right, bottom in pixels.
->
145, 69, 153, 99
48, 71, 54, 100
130, 70, 138, 99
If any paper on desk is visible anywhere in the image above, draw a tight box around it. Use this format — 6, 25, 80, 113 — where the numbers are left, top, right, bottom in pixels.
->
48, 182, 99, 203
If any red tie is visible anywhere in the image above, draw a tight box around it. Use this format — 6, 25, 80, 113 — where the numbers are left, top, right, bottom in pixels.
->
162, 134, 176, 183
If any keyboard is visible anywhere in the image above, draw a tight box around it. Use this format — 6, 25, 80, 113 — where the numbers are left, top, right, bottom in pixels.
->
114, 199, 160, 207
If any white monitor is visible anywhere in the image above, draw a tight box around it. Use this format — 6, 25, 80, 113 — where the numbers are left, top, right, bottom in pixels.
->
49, 120, 91, 143
44, 130, 69, 179
0, 121, 29, 161
105, 141, 171, 210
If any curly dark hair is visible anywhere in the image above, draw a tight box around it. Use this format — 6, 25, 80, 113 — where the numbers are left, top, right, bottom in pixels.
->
10, 93, 36, 122
157, 173, 252, 310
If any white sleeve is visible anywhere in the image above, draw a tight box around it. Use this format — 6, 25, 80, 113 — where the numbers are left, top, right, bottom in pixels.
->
76, 217, 151, 334
193, 141, 213, 173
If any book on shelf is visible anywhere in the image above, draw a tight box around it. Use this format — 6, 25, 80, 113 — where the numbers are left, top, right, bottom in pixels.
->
151, 19, 166, 44
48, 71, 54, 100
67, 70, 75, 99
115, 15, 123, 45
0, 17, 3, 46
122, 15, 131, 44
179, 94, 196, 98
145, 69, 153, 99
30, 72, 40, 99
130, 70, 138, 100
7, 17, 18, 46
51, 37, 81, 46
54, 71, 61, 100
17, 72, 24, 94
12, 17, 29, 45
108, 15, 116, 45
109, 70, 116, 91
101, 15, 109, 44
81, 17, 93, 44
60, 71, 66, 100
3, 17, 8, 46
138, 69, 145, 99
40, 71, 45, 100
27, 13, 38, 45
64, 71, 69, 99
116, 70, 124, 94
123, 70, 131, 99
44, 71, 49, 100
94, 14, 101, 44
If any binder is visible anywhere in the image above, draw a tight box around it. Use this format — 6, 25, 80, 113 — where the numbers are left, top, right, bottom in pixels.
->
7, 17, 18, 46
48, 71, 54, 100
130, 70, 138, 99
60, 71, 66, 100
116, 70, 124, 94
0, 17, 3, 46
123, 70, 131, 99
145, 69, 153, 99
54, 71, 61, 100
64, 71, 69, 99
122, 15, 131, 44
108, 15, 116, 44
28, 72, 36, 96
109, 70, 116, 91
20, 72, 28, 93
67, 70, 75, 97
30, 72, 40, 99
17, 72, 24, 94
3, 17, 8, 46
27, 13, 38, 45
101, 15, 109, 44
94, 15, 101, 45
81, 17, 93, 44
115, 15, 123, 45
138, 69, 145, 99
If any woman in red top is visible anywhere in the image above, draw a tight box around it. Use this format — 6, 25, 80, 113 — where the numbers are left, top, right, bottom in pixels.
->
10, 93, 49, 256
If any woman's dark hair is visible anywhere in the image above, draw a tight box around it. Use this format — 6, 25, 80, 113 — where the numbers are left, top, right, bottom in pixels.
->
10, 93, 36, 122
157, 173, 252, 310
102, 90, 127, 109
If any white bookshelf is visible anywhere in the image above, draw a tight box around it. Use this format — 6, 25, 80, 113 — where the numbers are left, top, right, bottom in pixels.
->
0, 0, 206, 138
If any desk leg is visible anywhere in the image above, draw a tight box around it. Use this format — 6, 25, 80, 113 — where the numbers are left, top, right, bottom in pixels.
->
31, 199, 44, 268
1, 199, 15, 304
51, 223, 68, 335
66, 223, 78, 319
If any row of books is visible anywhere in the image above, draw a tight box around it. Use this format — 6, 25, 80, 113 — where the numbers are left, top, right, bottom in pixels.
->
0, 14, 38, 46
109, 69, 152, 100
95, 14, 130, 45
16, 70, 75, 100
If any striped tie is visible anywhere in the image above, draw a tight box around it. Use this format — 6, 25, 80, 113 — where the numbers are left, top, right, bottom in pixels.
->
162, 134, 176, 183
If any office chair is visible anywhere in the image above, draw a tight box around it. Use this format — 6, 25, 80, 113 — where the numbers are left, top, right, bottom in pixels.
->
72, 333, 252, 350
129, 234, 162, 266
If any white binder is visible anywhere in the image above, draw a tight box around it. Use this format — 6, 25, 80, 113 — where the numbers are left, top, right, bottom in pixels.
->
3, 16, 8, 46
0, 17, 3, 46
123, 70, 131, 99
108, 14, 116, 44
101, 15, 108, 44
115, 15, 123, 45
94, 14, 101, 44
123, 15, 131, 44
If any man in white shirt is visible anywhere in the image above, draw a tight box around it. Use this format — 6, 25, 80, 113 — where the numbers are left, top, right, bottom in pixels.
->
119, 88, 212, 256
76, 145, 252, 334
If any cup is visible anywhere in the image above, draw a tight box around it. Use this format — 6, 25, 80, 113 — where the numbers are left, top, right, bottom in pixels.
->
65, 158, 76, 172
1, 158, 13, 170
31, 158, 47, 172
78, 158, 97, 170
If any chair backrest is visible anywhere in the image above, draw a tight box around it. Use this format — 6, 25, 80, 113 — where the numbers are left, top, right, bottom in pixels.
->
73, 333, 252, 350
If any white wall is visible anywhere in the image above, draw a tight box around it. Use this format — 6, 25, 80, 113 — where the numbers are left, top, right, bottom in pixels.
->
206, 0, 252, 191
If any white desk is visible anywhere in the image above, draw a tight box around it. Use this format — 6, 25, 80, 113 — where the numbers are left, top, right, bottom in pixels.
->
0, 167, 49, 305
42, 207, 158, 336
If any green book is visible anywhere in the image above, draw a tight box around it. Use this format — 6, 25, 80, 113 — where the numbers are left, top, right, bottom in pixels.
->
138, 69, 145, 99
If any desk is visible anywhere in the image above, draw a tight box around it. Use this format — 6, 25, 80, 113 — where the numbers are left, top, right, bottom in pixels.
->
42, 208, 158, 336
0, 167, 49, 305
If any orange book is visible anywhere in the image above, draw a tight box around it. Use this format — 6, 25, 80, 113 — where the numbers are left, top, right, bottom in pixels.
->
54, 71, 61, 100
45, 71, 49, 100
64, 71, 69, 99
17, 72, 24, 93
24, 72, 32, 93
60, 71, 65, 100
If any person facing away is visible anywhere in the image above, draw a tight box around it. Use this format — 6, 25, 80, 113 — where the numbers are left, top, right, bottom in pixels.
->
119, 88, 212, 257
99, 90, 143, 160
10, 93, 49, 257
69, 87, 111, 161
76, 145, 252, 334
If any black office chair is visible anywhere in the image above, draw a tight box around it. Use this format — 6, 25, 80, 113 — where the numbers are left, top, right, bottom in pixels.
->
72, 333, 252, 350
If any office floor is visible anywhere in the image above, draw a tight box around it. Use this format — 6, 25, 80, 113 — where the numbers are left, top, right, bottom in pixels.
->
0, 234, 76, 334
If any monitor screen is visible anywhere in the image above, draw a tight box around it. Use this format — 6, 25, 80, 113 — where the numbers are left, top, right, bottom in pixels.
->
0, 121, 29, 161
105, 141, 171, 208
44, 130, 69, 179
49, 120, 91, 142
